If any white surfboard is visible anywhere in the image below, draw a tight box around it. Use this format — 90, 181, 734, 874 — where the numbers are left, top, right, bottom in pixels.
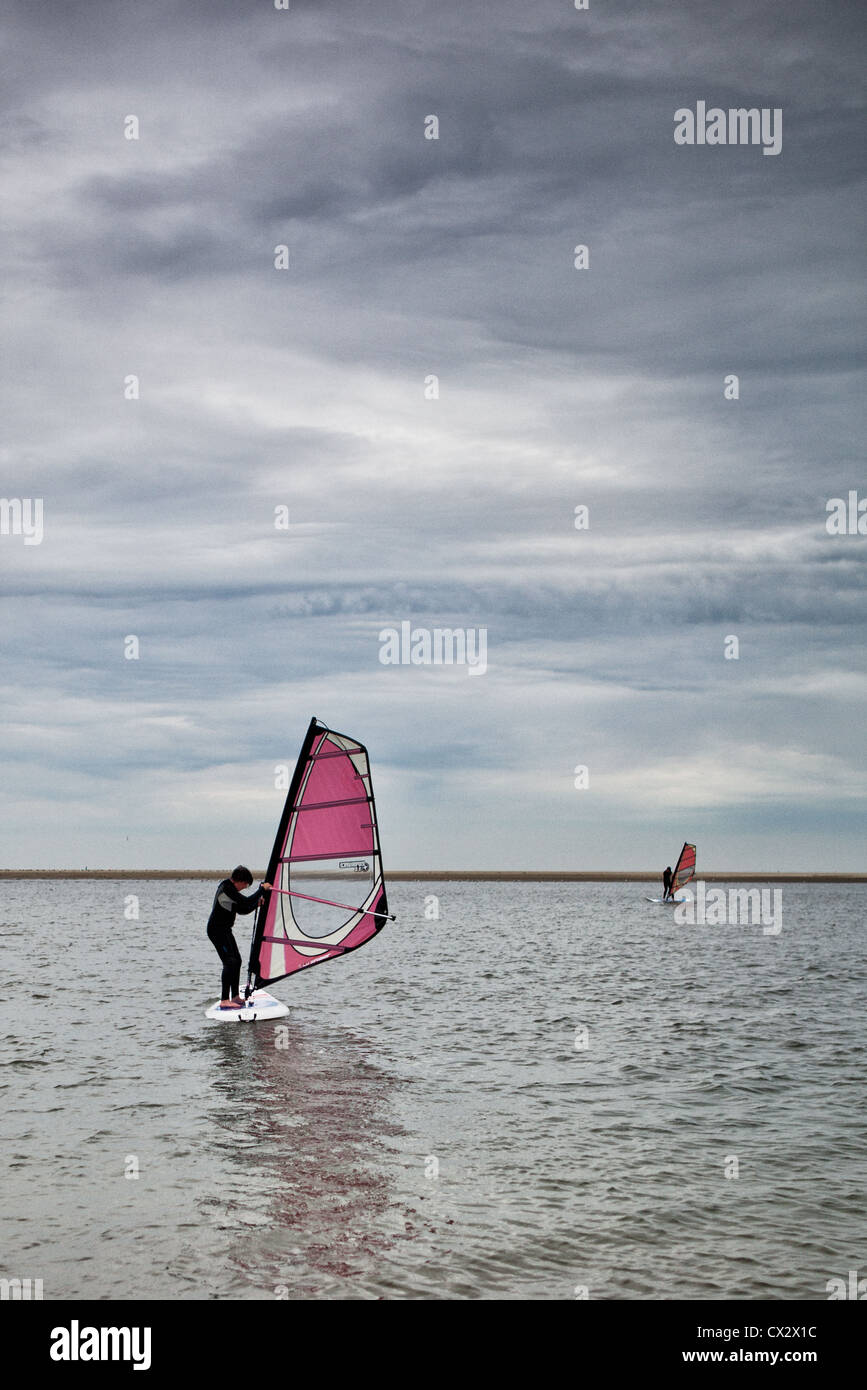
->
644, 896, 687, 904
205, 989, 289, 1023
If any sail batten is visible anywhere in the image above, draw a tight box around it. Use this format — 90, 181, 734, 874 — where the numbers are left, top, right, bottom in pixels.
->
247, 718, 389, 989
290, 796, 372, 812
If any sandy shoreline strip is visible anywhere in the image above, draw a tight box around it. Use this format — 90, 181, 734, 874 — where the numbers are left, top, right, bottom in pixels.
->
1, 869, 864, 883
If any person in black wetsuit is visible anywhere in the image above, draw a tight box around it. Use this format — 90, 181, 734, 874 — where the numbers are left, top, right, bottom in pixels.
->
662, 866, 673, 900
207, 866, 271, 1010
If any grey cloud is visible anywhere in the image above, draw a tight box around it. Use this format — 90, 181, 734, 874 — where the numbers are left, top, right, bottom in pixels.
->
1, 0, 864, 869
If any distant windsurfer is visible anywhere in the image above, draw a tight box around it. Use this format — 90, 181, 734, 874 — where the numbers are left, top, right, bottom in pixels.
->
207, 867, 271, 1010
662, 865, 673, 901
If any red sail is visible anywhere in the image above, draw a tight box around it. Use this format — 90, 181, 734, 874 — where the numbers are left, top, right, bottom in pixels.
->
672, 842, 697, 892
249, 719, 389, 988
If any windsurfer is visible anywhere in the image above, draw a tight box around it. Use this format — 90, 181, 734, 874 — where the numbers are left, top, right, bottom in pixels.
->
207, 866, 272, 1009
662, 865, 673, 900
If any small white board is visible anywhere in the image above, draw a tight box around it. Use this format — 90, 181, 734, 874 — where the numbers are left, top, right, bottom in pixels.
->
645, 896, 687, 904
205, 989, 289, 1023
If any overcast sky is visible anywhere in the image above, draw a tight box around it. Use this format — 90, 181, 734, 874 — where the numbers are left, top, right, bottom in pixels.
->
1, 0, 864, 871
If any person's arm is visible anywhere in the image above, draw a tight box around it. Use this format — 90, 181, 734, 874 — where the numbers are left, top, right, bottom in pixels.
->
224, 882, 263, 915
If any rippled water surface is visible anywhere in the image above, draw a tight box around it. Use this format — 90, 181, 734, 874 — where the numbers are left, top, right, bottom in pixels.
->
1, 879, 863, 1299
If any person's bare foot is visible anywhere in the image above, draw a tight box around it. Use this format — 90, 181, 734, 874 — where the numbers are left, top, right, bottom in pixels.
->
220, 1000, 243, 1010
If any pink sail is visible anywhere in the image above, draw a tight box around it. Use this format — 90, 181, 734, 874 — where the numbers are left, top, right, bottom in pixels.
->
248, 719, 390, 989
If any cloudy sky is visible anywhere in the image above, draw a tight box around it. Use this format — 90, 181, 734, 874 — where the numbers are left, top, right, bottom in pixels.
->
1, 0, 864, 871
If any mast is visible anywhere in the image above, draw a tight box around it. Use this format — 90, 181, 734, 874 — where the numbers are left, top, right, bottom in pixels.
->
246, 717, 320, 992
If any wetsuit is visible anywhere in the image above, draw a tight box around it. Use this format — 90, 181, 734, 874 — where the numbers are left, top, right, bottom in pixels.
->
662, 868, 673, 900
207, 879, 263, 1001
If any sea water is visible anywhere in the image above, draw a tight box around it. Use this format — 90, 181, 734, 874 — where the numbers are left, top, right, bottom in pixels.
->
0, 879, 863, 1300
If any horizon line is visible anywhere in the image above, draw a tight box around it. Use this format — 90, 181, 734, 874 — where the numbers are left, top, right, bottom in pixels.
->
1, 869, 865, 883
